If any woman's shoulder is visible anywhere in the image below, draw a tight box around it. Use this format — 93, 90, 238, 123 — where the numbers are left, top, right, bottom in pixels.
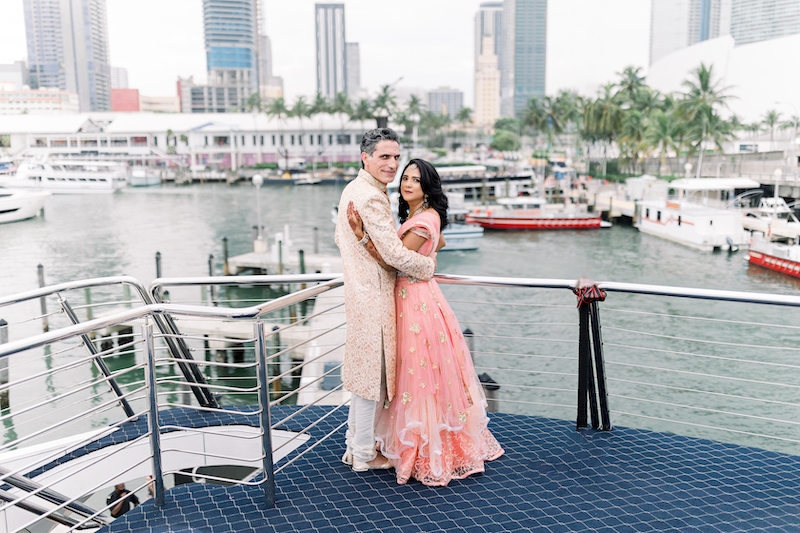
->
421, 209, 441, 228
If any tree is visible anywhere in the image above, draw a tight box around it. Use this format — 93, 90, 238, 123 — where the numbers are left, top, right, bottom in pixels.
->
646, 109, 679, 176
616, 66, 646, 107
619, 109, 649, 174
265, 97, 290, 169
330, 92, 352, 162
490, 130, 520, 151
372, 84, 397, 128
678, 62, 732, 178
290, 96, 311, 155
761, 109, 782, 150
456, 107, 473, 128
350, 98, 374, 131
582, 84, 624, 176
245, 93, 262, 113
494, 117, 522, 134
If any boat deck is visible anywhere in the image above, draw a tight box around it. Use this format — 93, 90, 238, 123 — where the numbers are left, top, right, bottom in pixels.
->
99, 405, 800, 532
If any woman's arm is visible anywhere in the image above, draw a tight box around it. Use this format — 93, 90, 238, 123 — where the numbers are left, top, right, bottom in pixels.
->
436, 234, 446, 252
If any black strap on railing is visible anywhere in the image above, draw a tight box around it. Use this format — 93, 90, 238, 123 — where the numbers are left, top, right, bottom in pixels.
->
59, 299, 136, 419
574, 284, 612, 431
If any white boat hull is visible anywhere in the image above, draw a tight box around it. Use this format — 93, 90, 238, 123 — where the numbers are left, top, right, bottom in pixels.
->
748, 233, 800, 278
442, 223, 484, 251
0, 189, 49, 224
635, 200, 749, 251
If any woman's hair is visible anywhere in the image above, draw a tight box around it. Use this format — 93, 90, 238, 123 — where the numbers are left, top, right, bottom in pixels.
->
398, 158, 449, 230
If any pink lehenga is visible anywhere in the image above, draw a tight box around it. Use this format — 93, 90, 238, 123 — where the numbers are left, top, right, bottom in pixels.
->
375, 211, 504, 486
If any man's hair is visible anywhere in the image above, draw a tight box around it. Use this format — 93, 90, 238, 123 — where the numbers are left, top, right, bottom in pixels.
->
360, 128, 399, 168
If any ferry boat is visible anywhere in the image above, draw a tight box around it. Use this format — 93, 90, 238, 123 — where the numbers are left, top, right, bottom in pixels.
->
1, 273, 800, 532
465, 196, 607, 229
748, 231, 800, 278
0, 160, 128, 194
0, 187, 49, 224
634, 177, 758, 251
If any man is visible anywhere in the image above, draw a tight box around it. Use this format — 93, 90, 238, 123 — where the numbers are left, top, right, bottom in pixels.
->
107, 483, 139, 518
334, 128, 436, 472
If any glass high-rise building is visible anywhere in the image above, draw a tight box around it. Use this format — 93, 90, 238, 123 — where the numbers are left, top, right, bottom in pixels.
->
730, 0, 800, 45
501, 0, 547, 118
475, 2, 504, 77
23, 0, 112, 112
315, 4, 347, 99
649, 0, 731, 65
345, 42, 361, 100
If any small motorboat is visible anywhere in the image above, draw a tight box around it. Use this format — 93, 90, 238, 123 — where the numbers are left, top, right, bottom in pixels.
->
748, 231, 800, 279
0, 187, 50, 224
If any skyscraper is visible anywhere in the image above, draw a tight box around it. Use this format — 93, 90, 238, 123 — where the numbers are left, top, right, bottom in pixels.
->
730, 0, 800, 45
23, 0, 112, 112
474, 36, 501, 127
475, 3, 504, 78
649, 0, 731, 65
346, 42, 361, 100
111, 66, 129, 89
428, 87, 464, 119
501, 0, 547, 118
315, 4, 347, 98
204, 0, 260, 105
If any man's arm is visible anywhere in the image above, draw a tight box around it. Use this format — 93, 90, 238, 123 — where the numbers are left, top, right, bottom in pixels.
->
360, 194, 435, 280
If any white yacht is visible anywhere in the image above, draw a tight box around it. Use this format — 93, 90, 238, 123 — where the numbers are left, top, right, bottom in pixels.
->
635, 177, 759, 251
1, 160, 128, 194
0, 187, 50, 224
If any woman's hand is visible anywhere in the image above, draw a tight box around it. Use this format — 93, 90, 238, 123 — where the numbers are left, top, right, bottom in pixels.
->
347, 201, 364, 239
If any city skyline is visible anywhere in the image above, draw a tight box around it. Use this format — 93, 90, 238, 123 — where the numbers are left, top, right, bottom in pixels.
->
0, 0, 650, 106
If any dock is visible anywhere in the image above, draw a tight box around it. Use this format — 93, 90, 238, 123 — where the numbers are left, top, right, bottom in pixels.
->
227, 251, 342, 275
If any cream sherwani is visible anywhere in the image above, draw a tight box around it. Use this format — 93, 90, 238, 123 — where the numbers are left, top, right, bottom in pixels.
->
334, 169, 436, 403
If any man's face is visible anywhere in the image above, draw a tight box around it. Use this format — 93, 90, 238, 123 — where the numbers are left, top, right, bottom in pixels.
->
361, 140, 400, 185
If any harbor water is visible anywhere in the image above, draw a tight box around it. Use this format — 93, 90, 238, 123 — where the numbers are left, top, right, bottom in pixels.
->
2, 183, 800, 455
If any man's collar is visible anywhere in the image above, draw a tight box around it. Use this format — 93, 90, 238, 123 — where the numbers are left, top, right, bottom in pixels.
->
358, 168, 388, 193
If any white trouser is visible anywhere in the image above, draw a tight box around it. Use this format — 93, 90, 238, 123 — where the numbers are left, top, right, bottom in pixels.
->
345, 342, 387, 463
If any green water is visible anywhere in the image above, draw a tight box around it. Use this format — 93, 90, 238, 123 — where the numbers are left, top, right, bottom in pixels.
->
2, 183, 800, 454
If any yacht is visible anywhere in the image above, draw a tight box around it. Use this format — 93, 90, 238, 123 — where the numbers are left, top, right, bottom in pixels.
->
0, 187, 50, 224
465, 196, 607, 229
634, 177, 758, 251
1, 160, 128, 194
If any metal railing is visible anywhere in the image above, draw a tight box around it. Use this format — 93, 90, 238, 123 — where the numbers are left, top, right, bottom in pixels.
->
1, 273, 799, 531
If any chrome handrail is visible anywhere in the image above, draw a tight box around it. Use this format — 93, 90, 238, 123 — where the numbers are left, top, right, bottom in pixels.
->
0, 276, 153, 308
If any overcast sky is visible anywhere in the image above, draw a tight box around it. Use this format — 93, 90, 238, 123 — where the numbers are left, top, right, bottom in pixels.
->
0, 0, 651, 105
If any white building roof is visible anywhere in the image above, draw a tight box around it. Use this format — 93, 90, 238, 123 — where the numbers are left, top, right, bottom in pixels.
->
669, 177, 760, 191
0, 113, 95, 134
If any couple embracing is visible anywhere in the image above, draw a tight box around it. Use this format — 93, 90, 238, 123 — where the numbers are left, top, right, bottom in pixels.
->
334, 128, 503, 486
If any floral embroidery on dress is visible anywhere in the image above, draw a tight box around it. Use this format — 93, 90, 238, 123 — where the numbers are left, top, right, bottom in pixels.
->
439, 332, 446, 343
410, 323, 421, 334
420, 359, 427, 368
447, 402, 452, 410
408, 368, 414, 375
420, 382, 426, 389
420, 301, 429, 314
458, 412, 467, 423
432, 362, 438, 370
413, 304, 419, 311
399, 287, 408, 299
434, 313, 439, 319
409, 347, 416, 354
402, 392, 411, 404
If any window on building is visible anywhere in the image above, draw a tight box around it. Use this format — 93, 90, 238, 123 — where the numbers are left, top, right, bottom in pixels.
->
299, 135, 303, 146
291, 135, 295, 145
260, 135, 264, 146
272, 135, 276, 145
280, 135, 284, 146
328, 135, 333, 145
111, 137, 128, 146
132, 137, 147, 147
213, 136, 230, 146
241, 135, 245, 146
657, 211, 661, 222
253, 135, 256, 145
310, 135, 314, 146
337, 134, 351, 145
318, 134, 323, 145
678, 216, 681, 226
205, 136, 209, 146
153, 137, 158, 146
645, 208, 649, 218
34, 138, 46, 147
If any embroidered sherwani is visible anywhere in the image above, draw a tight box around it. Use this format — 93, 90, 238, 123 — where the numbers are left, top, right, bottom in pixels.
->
334, 169, 436, 402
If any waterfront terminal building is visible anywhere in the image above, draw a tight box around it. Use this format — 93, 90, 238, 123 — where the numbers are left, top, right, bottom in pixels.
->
0, 113, 365, 171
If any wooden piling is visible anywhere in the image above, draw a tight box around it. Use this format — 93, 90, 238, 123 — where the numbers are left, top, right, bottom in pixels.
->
155, 252, 162, 279
313, 227, 319, 254
0, 319, 8, 410
208, 254, 216, 305
37, 264, 48, 332
223, 237, 230, 276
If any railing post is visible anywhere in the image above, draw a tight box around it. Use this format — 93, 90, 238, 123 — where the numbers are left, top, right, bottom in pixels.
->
37, 264, 49, 332
589, 301, 612, 430
577, 305, 590, 430
254, 321, 276, 507
143, 322, 165, 507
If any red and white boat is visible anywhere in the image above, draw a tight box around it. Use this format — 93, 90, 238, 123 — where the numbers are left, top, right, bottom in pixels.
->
748, 232, 800, 279
465, 197, 608, 230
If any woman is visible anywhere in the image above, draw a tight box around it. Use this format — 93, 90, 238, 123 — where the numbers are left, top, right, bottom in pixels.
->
349, 158, 503, 486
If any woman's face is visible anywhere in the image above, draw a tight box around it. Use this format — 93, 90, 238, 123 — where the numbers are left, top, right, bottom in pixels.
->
400, 165, 424, 205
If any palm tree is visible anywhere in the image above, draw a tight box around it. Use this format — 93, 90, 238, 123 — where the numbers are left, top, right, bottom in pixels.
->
619, 109, 649, 174
246, 93, 262, 113
330, 92, 352, 165
290, 96, 311, 157
350, 98, 374, 131
372, 84, 397, 128
265, 97, 290, 170
617, 66, 646, 106
310, 92, 330, 169
761, 109, 782, 150
678, 62, 732, 178
583, 84, 624, 177
646, 109, 679, 176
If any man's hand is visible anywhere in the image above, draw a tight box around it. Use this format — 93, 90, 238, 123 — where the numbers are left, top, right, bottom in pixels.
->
347, 201, 364, 238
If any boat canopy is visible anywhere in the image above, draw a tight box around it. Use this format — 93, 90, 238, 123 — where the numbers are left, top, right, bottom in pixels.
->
669, 177, 760, 191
